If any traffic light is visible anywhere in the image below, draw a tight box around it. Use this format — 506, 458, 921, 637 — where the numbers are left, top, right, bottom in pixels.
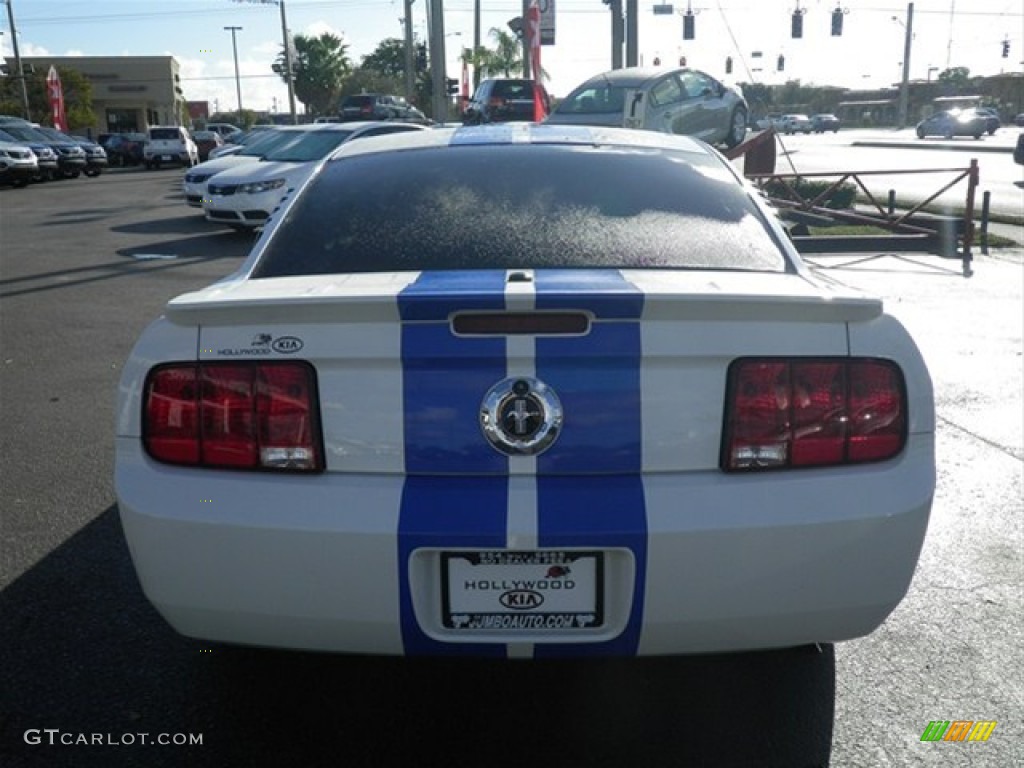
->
683, 11, 695, 40
1002, 39, 1010, 58
725, 56, 733, 74
791, 10, 804, 39
777, 54, 785, 71
446, 78, 459, 95
679, 56, 687, 67
831, 8, 844, 36
653, 57, 661, 66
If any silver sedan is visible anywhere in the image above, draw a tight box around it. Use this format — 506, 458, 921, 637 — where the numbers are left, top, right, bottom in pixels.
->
546, 66, 748, 148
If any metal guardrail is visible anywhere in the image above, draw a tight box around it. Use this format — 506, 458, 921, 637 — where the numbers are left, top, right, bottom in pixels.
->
725, 129, 980, 277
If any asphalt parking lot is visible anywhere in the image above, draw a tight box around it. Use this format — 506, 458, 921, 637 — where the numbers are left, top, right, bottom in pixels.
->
1, 168, 1021, 767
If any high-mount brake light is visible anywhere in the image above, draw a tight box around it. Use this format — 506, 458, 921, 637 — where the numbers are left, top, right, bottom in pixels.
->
723, 358, 907, 471
143, 361, 322, 472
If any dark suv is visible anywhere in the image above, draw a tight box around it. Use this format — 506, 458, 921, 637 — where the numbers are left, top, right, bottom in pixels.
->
462, 79, 550, 125
339, 94, 426, 123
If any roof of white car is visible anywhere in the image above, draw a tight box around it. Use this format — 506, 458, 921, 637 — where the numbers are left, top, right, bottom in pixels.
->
326, 123, 710, 163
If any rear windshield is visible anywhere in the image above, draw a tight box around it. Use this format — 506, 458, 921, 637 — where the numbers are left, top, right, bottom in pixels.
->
149, 128, 182, 141
342, 95, 375, 108
254, 144, 788, 278
491, 80, 535, 100
556, 85, 626, 115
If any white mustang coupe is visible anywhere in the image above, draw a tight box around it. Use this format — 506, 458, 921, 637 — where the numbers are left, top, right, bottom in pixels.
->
115, 125, 935, 659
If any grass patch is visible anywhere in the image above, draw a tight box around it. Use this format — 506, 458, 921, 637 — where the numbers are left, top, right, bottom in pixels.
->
807, 224, 1018, 248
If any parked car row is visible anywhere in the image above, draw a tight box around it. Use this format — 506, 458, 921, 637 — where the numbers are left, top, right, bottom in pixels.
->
0, 115, 106, 187
181, 121, 428, 231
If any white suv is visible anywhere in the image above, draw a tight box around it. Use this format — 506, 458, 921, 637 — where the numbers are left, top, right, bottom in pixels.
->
144, 126, 199, 169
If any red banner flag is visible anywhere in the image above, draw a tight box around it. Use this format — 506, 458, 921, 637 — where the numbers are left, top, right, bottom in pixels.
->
527, 0, 545, 121
47, 66, 67, 132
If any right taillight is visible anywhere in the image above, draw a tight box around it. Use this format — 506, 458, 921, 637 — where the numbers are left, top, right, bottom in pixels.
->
723, 358, 907, 471
143, 361, 322, 472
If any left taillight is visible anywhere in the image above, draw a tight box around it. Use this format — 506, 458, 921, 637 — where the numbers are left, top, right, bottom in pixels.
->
722, 357, 907, 471
143, 361, 323, 472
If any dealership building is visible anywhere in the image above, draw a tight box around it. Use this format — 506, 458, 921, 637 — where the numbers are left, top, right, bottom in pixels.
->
5, 55, 186, 135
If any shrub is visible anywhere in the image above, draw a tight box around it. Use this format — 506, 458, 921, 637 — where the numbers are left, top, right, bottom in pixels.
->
760, 178, 857, 209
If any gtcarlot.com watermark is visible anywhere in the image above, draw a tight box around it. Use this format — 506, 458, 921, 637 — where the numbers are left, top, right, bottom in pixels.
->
24, 729, 203, 747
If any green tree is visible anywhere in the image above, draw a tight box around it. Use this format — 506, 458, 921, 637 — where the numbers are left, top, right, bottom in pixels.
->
936, 66, 971, 90
0, 66, 94, 130
353, 37, 431, 111
462, 45, 491, 90
360, 38, 409, 80
485, 28, 523, 77
273, 32, 353, 116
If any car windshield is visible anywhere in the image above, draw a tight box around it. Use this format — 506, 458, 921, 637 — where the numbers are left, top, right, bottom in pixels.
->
342, 96, 374, 108
261, 129, 355, 162
254, 144, 788, 278
556, 84, 626, 115
149, 128, 182, 141
33, 126, 69, 141
236, 130, 292, 156
0, 124, 49, 143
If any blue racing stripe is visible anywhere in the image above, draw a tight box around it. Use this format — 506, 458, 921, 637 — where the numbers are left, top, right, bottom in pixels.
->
398, 477, 508, 656
533, 268, 645, 319
534, 269, 647, 657
398, 271, 509, 656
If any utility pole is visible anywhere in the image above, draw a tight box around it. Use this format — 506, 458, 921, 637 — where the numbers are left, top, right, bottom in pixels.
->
897, 2, 914, 129
224, 26, 244, 119
277, 1, 298, 124
609, 0, 624, 69
404, 0, 415, 103
521, 0, 531, 79
230, 2, 297, 124
4, 0, 31, 120
428, 0, 447, 122
473, 0, 481, 88
625, 0, 638, 67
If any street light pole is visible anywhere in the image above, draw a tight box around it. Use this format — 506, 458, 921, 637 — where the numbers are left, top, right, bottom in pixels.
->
224, 26, 244, 119
896, 3, 914, 129
4, 0, 31, 120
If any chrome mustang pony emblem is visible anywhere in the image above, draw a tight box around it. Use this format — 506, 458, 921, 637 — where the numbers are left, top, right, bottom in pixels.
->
480, 377, 563, 456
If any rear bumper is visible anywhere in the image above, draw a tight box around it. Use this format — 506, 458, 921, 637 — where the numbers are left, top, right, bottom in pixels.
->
116, 435, 933, 656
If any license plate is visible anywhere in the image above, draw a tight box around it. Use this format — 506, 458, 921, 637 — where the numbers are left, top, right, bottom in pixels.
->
442, 551, 603, 631
161, 155, 173, 161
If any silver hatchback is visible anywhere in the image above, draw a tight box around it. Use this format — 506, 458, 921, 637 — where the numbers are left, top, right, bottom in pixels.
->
546, 66, 748, 148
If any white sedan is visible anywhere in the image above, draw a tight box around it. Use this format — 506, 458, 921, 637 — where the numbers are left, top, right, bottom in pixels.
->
182, 128, 289, 208
201, 121, 427, 230
116, 125, 934, 660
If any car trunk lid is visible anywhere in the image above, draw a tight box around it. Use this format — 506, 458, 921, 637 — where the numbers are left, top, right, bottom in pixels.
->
178, 270, 880, 475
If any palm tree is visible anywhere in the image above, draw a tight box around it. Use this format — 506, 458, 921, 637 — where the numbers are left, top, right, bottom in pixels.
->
273, 32, 352, 116
477, 29, 549, 83
486, 28, 523, 78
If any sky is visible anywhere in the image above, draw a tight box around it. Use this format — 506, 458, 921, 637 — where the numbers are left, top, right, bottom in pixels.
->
2, 0, 1022, 116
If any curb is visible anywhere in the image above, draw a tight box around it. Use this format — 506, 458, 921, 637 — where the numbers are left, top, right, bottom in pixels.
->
851, 140, 1011, 154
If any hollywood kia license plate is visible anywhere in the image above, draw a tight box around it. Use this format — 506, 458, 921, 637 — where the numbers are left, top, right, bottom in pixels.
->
442, 551, 604, 631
